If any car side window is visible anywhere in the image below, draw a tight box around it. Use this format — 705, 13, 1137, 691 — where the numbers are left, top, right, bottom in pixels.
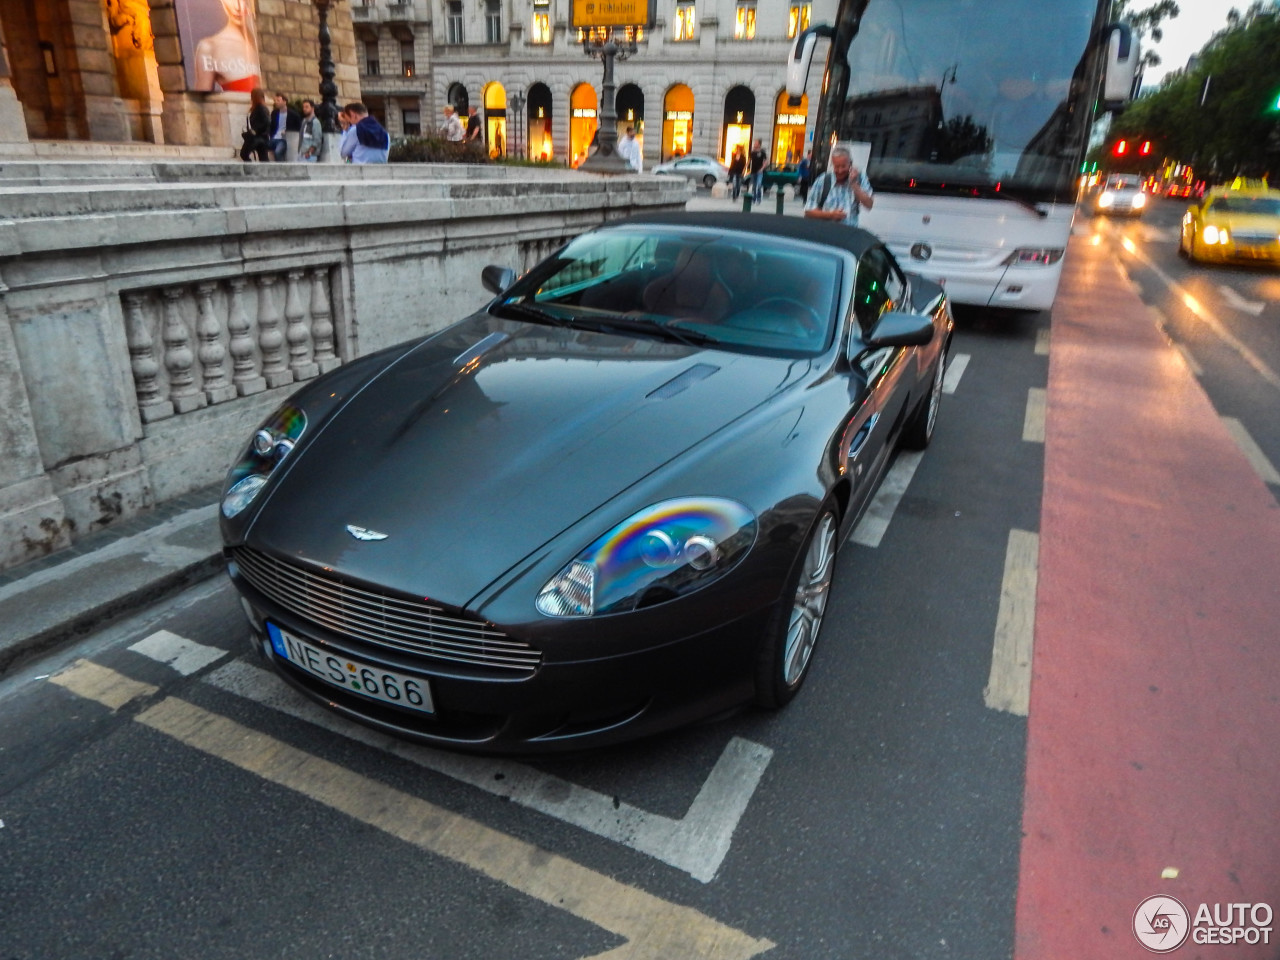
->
853, 246, 902, 334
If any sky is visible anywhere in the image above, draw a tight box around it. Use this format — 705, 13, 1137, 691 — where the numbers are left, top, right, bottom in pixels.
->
1140, 0, 1256, 85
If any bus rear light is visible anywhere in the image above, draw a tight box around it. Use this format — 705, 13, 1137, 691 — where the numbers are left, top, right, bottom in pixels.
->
1006, 248, 1065, 266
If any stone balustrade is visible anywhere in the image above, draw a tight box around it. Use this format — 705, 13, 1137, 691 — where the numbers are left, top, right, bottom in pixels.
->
0, 161, 689, 570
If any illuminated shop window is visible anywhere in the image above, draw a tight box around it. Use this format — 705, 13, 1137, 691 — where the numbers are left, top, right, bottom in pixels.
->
531, 0, 551, 43
734, 3, 756, 40
787, 2, 810, 38
674, 1, 696, 41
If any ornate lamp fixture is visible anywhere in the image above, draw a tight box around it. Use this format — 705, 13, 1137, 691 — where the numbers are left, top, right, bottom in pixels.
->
579, 28, 638, 174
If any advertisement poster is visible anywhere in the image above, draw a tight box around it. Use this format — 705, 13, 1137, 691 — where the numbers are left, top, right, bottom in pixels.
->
174, 0, 261, 93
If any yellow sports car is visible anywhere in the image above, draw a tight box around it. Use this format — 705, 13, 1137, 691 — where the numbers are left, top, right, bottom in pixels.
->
1179, 185, 1280, 265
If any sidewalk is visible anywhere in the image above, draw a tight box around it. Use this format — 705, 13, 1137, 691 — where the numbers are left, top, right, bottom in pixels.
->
0, 486, 222, 674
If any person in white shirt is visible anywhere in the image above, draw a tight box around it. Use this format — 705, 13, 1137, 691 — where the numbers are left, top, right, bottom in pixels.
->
617, 126, 642, 172
441, 105, 464, 143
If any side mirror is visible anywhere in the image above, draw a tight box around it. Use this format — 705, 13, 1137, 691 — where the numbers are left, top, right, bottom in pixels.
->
786, 24, 835, 101
1102, 23, 1141, 109
481, 265, 516, 295
866, 311, 935, 348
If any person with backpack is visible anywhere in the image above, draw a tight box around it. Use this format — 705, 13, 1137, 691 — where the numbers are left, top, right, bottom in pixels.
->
804, 143, 874, 226
339, 102, 390, 164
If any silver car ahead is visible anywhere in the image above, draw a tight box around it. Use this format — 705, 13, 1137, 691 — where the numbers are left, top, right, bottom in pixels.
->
652, 154, 730, 189
1093, 174, 1147, 217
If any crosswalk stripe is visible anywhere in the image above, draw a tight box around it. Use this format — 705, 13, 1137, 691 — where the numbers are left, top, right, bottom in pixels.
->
128, 630, 228, 676
133, 696, 775, 960
942, 353, 970, 394
1023, 388, 1047, 443
850, 451, 924, 548
984, 529, 1039, 716
1034, 328, 1050, 356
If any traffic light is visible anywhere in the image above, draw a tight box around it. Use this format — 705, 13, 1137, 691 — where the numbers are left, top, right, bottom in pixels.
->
1113, 139, 1129, 156
1139, 140, 1152, 156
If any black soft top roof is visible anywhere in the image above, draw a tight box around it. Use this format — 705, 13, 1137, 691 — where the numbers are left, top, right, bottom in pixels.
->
614, 210, 879, 259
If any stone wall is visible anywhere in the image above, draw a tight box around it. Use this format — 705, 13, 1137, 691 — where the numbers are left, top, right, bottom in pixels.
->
0, 161, 690, 570
254, 0, 361, 104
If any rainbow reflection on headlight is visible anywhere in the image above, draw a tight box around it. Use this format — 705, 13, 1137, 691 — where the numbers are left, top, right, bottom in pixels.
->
536, 497, 757, 617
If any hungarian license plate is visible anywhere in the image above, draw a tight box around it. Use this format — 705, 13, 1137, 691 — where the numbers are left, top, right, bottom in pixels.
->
266, 622, 434, 714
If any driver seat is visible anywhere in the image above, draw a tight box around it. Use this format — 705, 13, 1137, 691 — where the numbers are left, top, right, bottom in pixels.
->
641, 247, 734, 322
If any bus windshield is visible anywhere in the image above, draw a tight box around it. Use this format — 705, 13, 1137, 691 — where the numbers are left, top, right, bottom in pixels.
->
829, 0, 1103, 206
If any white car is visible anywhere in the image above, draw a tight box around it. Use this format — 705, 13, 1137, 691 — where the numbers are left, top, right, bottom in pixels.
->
652, 154, 730, 189
1092, 173, 1147, 217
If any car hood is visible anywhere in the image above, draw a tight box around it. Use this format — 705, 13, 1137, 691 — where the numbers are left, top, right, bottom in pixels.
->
245, 314, 805, 607
1210, 212, 1280, 232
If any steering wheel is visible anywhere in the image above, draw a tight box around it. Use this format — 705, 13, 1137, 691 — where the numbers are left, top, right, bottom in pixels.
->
753, 297, 824, 334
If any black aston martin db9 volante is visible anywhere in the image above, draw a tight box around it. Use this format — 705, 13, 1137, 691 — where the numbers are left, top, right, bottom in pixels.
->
220, 211, 953, 752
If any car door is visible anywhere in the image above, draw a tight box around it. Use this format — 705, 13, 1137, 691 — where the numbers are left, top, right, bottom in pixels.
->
840, 245, 915, 513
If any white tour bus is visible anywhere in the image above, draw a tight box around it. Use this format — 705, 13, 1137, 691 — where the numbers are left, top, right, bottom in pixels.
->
788, 0, 1140, 310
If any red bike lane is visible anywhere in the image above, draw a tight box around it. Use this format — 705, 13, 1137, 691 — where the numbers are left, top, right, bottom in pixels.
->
1014, 234, 1280, 959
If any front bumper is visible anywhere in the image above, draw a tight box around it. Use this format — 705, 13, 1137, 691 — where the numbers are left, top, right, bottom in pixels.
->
229, 562, 773, 753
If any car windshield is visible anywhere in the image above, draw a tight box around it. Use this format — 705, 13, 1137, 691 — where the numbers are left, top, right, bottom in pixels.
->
495, 227, 842, 356
1209, 196, 1280, 216
1106, 176, 1139, 190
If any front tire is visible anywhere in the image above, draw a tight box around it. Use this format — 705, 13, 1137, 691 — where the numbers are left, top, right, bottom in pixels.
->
755, 507, 839, 709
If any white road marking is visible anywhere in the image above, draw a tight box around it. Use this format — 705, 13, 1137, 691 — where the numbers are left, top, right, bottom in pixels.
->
1217, 284, 1266, 316
1221, 417, 1280, 485
205, 659, 771, 883
128, 630, 228, 676
1034, 328, 1050, 356
984, 529, 1039, 716
1023, 388, 1047, 443
1147, 306, 1204, 375
850, 450, 924, 548
1116, 242, 1280, 392
942, 353, 970, 394
1141, 224, 1174, 243
50, 659, 776, 957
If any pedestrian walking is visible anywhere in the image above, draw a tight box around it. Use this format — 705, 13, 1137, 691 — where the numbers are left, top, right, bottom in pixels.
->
748, 139, 768, 204
339, 102, 390, 164
797, 150, 812, 202
441, 105, 464, 142
617, 126, 642, 172
728, 147, 747, 200
239, 87, 271, 162
297, 99, 322, 162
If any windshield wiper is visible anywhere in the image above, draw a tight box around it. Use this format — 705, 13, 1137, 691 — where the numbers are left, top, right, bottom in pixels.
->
574, 314, 721, 347
491, 300, 574, 328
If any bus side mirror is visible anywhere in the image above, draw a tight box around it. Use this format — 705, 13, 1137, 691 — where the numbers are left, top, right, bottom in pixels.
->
786, 24, 835, 101
1102, 23, 1141, 110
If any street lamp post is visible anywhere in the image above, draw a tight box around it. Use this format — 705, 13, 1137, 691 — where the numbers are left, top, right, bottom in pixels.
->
509, 90, 525, 160
311, 0, 343, 162
579, 29, 636, 174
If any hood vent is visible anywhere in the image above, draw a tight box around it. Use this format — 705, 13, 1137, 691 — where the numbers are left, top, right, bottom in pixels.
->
647, 363, 720, 400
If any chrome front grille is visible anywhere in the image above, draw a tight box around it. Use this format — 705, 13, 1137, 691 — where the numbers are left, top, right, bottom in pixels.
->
231, 546, 541, 674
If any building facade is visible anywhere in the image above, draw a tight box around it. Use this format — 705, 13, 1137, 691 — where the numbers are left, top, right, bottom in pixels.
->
0, 0, 362, 152
352, 0, 834, 168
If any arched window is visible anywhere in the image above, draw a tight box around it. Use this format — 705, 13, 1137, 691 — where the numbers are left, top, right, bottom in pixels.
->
721, 86, 755, 165
773, 90, 808, 167
528, 82, 554, 161
483, 81, 507, 158
570, 83, 598, 169
662, 84, 694, 162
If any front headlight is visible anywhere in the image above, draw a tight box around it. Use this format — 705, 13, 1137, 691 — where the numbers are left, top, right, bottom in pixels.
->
535, 497, 757, 617
221, 405, 307, 518
1132, 193, 1146, 208
1203, 225, 1228, 245
1098, 192, 1115, 208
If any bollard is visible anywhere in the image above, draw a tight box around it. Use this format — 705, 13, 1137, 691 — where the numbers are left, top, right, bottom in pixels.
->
776, 187, 785, 215
742, 194, 753, 213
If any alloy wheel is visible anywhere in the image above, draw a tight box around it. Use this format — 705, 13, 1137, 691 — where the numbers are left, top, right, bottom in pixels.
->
782, 512, 837, 685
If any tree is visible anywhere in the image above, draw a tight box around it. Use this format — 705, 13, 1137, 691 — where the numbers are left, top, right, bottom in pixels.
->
1104, 4, 1280, 179
1111, 0, 1181, 68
